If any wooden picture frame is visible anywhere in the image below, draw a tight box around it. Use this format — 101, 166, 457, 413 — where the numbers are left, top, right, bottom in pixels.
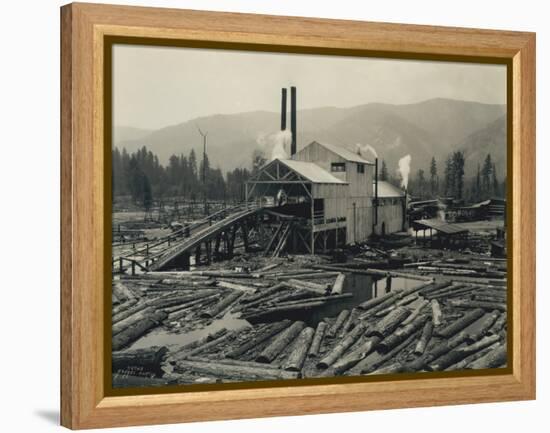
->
61, 2, 535, 429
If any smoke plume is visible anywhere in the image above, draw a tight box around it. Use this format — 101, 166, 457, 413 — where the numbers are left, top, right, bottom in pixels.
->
356, 143, 378, 159
256, 130, 292, 161
398, 154, 411, 189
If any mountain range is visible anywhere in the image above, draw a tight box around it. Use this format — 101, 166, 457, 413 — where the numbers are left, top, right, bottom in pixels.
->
114, 98, 507, 178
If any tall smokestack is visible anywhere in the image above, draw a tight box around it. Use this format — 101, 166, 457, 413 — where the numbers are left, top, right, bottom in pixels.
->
374, 158, 379, 226
290, 86, 297, 156
281, 88, 287, 131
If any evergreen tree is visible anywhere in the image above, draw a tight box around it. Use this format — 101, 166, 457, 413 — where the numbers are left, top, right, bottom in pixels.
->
481, 154, 493, 197
452, 151, 465, 200
429, 157, 437, 197
492, 163, 499, 197
444, 156, 454, 197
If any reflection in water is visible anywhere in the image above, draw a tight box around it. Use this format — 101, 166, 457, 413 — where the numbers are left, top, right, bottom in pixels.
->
128, 311, 251, 351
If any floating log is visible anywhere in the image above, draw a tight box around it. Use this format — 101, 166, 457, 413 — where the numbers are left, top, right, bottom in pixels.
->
112, 298, 138, 316
113, 282, 138, 302
112, 302, 150, 324
166, 294, 220, 321
112, 346, 168, 375
175, 359, 299, 381
431, 299, 443, 326
404, 331, 469, 372
241, 282, 287, 304
360, 332, 418, 374
266, 290, 318, 305
369, 361, 406, 375
112, 306, 156, 336
378, 315, 427, 353
428, 334, 501, 371
465, 310, 500, 343
466, 343, 507, 369
242, 301, 327, 322
226, 320, 291, 359
436, 308, 485, 338
419, 281, 453, 296
112, 310, 168, 351
488, 314, 507, 335
357, 292, 395, 311
216, 281, 258, 292
234, 288, 291, 312
331, 273, 346, 295
173, 328, 228, 355
255, 262, 282, 273
331, 336, 382, 375
200, 291, 243, 318
275, 272, 340, 280
446, 342, 500, 371
368, 307, 410, 339
447, 300, 506, 312
183, 331, 236, 358
256, 321, 306, 363
287, 279, 330, 294
326, 310, 350, 338
401, 300, 429, 325
364, 268, 433, 281
308, 322, 328, 358
414, 321, 434, 355
272, 293, 352, 309
184, 356, 282, 370
283, 327, 315, 371
317, 323, 367, 369
339, 308, 360, 337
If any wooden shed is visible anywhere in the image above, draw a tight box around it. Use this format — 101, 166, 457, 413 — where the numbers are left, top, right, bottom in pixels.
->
246, 141, 405, 252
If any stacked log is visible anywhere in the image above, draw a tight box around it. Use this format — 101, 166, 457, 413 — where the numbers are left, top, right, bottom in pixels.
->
331, 273, 346, 295
200, 291, 243, 318
367, 307, 410, 339
226, 320, 291, 359
256, 321, 306, 363
326, 310, 350, 338
466, 343, 507, 369
435, 308, 485, 338
112, 310, 168, 351
414, 321, 433, 355
378, 315, 427, 353
428, 334, 501, 370
317, 323, 367, 369
283, 327, 315, 371
308, 322, 328, 358
330, 336, 382, 375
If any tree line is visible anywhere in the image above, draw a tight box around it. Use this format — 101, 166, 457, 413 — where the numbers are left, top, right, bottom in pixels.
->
378, 153, 506, 202
112, 146, 254, 209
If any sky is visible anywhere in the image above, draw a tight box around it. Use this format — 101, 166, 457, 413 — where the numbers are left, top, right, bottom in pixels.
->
113, 44, 507, 131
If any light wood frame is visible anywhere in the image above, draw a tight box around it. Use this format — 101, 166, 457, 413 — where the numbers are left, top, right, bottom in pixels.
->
61, 2, 536, 429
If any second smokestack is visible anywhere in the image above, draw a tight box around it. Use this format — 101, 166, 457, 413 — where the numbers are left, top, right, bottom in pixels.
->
290, 86, 297, 156
281, 88, 287, 131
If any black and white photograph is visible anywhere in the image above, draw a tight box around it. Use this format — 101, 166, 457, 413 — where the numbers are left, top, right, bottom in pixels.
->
110, 44, 508, 388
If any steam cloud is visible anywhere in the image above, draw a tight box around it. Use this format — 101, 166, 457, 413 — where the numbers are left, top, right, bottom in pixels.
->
356, 143, 378, 159
256, 130, 292, 161
398, 154, 411, 189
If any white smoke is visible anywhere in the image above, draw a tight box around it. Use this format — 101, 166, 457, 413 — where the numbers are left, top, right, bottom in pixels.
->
356, 143, 378, 159
256, 130, 292, 161
398, 154, 411, 189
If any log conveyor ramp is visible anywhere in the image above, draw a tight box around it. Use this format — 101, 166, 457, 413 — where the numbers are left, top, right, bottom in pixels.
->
147, 205, 262, 271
